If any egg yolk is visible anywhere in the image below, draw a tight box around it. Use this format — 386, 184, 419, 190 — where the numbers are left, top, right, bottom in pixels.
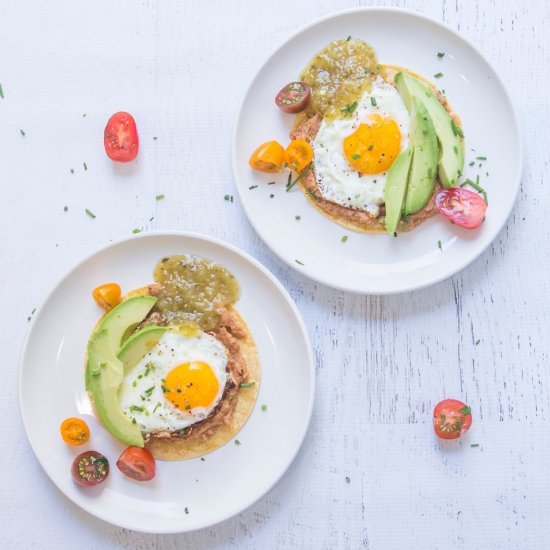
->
343, 115, 401, 174
164, 361, 219, 411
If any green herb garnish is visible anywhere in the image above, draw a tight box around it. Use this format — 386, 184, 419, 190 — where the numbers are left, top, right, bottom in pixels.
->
269, 193, 275, 198
451, 119, 464, 138
341, 235, 348, 243
153, 402, 161, 414
20, 129, 25, 137
295, 259, 304, 266
129, 405, 144, 413
346, 35, 352, 41
85, 208, 96, 219
340, 101, 358, 116
239, 381, 256, 388
132, 228, 142, 234
155, 194, 165, 201
461, 178, 488, 204
476, 156, 487, 161
295, 215, 301, 220
351, 153, 361, 160
370, 97, 377, 107
83, 162, 88, 171
63, 206, 68, 212
367, 144, 374, 151
261, 404, 267, 412
249, 185, 258, 190
70, 169, 74, 174
234, 439, 241, 446
434, 72, 444, 78
184, 507, 189, 514
475, 339, 481, 346
459, 406, 471, 415
0, 83, 4, 99
470, 443, 480, 448
437, 52, 445, 58
286, 164, 310, 192
438, 240, 442, 251
345, 476, 351, 484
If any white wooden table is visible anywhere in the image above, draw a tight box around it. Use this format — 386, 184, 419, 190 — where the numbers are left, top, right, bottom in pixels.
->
2, 0, 548, 548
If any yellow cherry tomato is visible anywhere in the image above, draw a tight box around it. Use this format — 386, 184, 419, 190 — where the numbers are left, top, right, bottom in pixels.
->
92, 283, 121, 311
249, 140, 285, 173
285, 139, 313, 172
60, 417, 90, 446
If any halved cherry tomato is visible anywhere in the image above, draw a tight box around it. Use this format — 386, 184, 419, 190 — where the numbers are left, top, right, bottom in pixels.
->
275, 82, 311, 113
433, 399, 472, 440
249, 141, 285, 173
285, 139, 313, 172
435, 188, 487, 229
72, 451, 109, 486
92, 283, 121, 311
60, 417, 90, 446
104, 111, 139, 162
116, 446, 156, 481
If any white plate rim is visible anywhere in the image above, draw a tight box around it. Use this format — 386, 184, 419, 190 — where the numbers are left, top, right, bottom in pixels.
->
18, 230, 315, 533
232, 6, 523, 295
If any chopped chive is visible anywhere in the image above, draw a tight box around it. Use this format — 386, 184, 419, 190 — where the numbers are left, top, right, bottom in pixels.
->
295, 259, 304, 266
82, 113, 87, 117
234, 439, 241, 446
286, 165, 310, 192
142, 386, 155, 398
437, 52, 445, 58
20, 129, 25, 137
434, 72, 444, 78
153, 136, 157, 140
370, 96, 377, 107
341, 235, 348, 243
224, 194, 233, 202
438, 240, 442, 251
200, 457, 205, 461
461, 178, 488, 204
451, 119, 464, 138
295, 215, 301, 220
368, 144, 374, 151
469, 161, 475, 166
248, 185, 258, 190
184, 507, 189, 515
351, 153, 361, 160
185, 404, 191, 410
63, 206, 68, 212
269, 193, 274, 198
149, 216, 154, 222
476, 156, 487, 161
85, 208, 96, 219
153, 402, 161, 414
340, 101, 358, 116
459, 406, 471, 415
83, 162, 88, 171
475, 339, 481, 346
239, 381, 256, 388
70, 169, 74, 174
0, 83, 4, 98
345, 476, 351, 484
132, 228, 142, 234
267, 181, 276, 185
129, 405, 144, 413
155, 194, 165, 201
261, 404, 267, 412
346, 35, 352, 41
470, 443, 480, 448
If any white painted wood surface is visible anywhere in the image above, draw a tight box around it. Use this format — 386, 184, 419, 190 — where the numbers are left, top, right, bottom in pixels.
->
1, 0, 548, 548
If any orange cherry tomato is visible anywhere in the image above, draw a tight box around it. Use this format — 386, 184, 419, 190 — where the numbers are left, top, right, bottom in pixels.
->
433, 399, 472, 440
60, 417, 90, 446
285, 139, 313, 172
249, 141, 285, 173
92, 283, 122, 311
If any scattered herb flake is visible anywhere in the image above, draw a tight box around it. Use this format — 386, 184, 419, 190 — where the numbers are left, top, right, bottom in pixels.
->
476, 156, 487, 161
83, 162, 88, 171
286, 165, 310, 192
224, 194, 233, 202
239, 381, 256, 388
153, 402, 161, 414
249, 185, 258, 190
20, 129, 25, 137
295, 215, 301, 221
200, 457, 205, 462
470, 443, 480, 448
340, 101, 358, 116
437, 52, 445, 58
461, 178, 488, 204
149, 216, 154, 222
129, 405, 144, 413
0, 83, 4, 98
63, 206, 68, 212
184, 507, 189, 515
267, 181, 276, 185
434, 72, 444, 79
341, 235, 349, 243
347, 35, 352, 41
351, 153, 361, 160
368, 144, 374, 151
234, 439, 241, 446
85, 208, 96, 219
153, 136, 158, 140
261, 404, 267, 412
132, 228, 142, 234
459, 406, 472, 415
475, 339, 481, 346
438, 240, 442, 251
469, 161, 475, 167
451, 119, 464, 138
70, 169, 74, 174
345, 476, 351, 484
155, 194, 165, 201
269, 193, 275, 198
295, 259, 304, 266
82, 113, 86, 117
370, 96, 377, 107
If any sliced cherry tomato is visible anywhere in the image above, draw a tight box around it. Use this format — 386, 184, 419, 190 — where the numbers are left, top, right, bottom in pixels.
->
433, 399, 472, 440
116, 446, 156, 481
104, 111, 139, 162
249, 141, 285, 173
275, 82, 311, 113
92, 283, 122, 311
60, 417, 90, 446
435, 188, 487, 229
72, 451, 109, 486
285, 139, 313, 172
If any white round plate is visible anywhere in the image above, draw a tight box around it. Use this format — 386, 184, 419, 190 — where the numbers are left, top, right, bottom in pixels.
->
233, 8, 522, 294
19, 232, 314, 533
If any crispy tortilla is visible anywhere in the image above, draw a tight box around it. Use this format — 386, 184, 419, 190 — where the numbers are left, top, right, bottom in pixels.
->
292, 64, 463, 233
87, 289, 260, 461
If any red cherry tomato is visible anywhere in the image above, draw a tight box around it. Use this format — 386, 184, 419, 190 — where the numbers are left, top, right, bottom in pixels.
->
433, 399, 472, 440
116, 446, 156, 481
71, 451, 109, 486
435, 188, 487, 229
104, 111, 139, 162
275, 82, 311, 113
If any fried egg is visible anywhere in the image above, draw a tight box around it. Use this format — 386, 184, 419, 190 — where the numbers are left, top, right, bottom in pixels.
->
312, 77, 410, 216
118, 325, 228, 434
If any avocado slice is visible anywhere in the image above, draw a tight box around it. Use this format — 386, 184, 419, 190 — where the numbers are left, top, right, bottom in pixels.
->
394, 71, 464, 188
85, 295, 157, 390
117, 324, 167, 374
384, 147, 413, 234
86, 329, 144, 447
403, 98, 439, 215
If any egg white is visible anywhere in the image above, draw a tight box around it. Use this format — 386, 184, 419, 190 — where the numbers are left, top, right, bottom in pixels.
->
312, 77, 410, 216
118, 328, 228, 434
